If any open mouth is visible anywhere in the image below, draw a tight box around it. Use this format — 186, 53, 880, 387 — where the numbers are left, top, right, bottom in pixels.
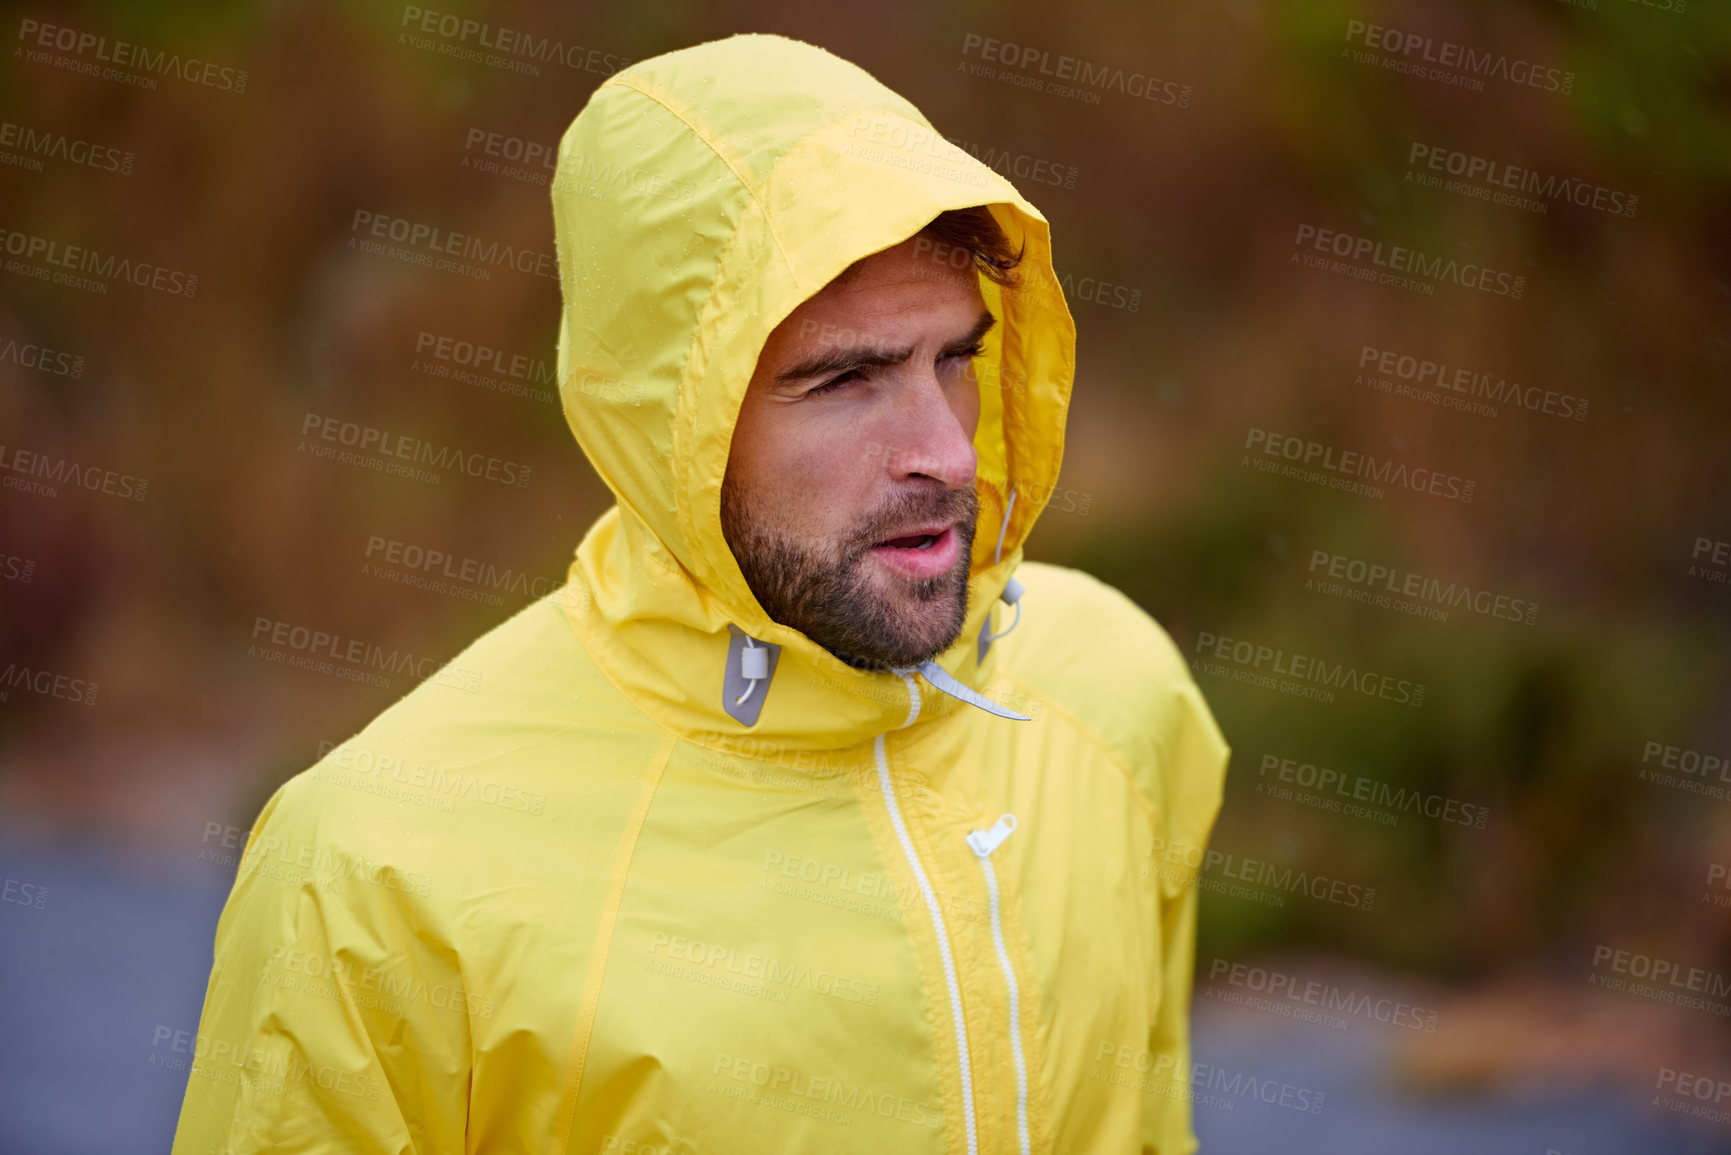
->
867, 523, 960, 579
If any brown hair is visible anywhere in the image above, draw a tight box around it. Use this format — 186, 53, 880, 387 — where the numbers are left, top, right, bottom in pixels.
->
917, 205, 1026, 288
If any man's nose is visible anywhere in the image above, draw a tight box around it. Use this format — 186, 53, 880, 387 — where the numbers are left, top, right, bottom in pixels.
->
873, 373, 978, 489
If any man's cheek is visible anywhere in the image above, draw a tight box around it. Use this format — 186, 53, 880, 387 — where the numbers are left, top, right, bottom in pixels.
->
953, 378, 983, 444
861, 438, 895, 474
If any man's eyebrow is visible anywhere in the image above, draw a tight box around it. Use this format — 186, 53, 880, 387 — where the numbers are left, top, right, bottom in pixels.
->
773, 309, 998, 386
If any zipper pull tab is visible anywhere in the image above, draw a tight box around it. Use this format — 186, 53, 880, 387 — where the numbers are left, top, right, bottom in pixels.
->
966, 813, 1018, 858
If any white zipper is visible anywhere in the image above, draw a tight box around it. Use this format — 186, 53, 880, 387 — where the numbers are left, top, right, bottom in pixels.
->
876, 675, 979, 1155
875, 672, 1033, 1155
968, 812, 1030, 1155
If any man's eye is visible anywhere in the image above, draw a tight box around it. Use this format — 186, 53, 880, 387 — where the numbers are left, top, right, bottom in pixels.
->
805, 344, 984, 397
943, 342, 987, 368
806, 371, 860, 396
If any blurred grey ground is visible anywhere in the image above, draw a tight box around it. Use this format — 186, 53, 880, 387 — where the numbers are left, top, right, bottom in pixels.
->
1189, 989, 1731, 1155
3, 836, 1727, 1155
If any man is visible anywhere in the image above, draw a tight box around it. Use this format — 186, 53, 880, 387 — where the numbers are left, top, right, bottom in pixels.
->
172, 31, 1229, 1155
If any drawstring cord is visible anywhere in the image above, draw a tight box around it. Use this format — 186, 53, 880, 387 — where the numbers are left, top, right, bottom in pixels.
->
984, 486, 1023, 645
993, 486, 1016, 566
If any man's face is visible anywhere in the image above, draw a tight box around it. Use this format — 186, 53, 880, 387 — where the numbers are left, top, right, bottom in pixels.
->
721, 234, 990, 670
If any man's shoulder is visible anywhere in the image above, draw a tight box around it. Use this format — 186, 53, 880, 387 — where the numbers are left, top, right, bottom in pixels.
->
1003, 560, 1192, 710
999, 561, 1229, 849
330, 585, 628, 752
242, 587, 653, 877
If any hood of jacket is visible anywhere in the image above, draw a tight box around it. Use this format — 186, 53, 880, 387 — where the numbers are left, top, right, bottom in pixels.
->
552, 32, 1076, 754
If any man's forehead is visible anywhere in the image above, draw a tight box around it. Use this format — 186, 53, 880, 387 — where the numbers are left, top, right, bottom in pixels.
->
825, 235, 980, 296
771, 272, 986, 361
753, 238, 989, 375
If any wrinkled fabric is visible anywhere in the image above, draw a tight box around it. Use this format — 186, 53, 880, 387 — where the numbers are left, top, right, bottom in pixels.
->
172, 32, 1229, 1155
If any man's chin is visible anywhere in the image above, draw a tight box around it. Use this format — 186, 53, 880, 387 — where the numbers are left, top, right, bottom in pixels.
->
859, 550, 963, 598
721, 505, 977, 670
823, 556, 970, 668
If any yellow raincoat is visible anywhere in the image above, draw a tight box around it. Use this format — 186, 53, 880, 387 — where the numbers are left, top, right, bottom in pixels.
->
172, 32, 1229, 1155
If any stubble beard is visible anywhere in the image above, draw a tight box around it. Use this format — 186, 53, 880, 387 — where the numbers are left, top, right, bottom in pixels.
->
719, 479, 978, 670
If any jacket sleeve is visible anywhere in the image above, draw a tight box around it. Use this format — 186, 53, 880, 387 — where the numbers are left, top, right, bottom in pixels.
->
170, 774, 471, 1155
1139, 670, 1231, 1155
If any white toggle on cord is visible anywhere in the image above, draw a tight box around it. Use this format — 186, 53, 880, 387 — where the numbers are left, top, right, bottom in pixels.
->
735, 635, 769, 706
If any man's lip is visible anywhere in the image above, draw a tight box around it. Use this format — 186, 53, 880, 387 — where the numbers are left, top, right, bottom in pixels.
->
868, 523, 961, 579
871, 520, 959, 545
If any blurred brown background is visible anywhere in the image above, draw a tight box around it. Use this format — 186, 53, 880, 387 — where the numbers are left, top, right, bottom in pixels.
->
2, 1, 1728, 1151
